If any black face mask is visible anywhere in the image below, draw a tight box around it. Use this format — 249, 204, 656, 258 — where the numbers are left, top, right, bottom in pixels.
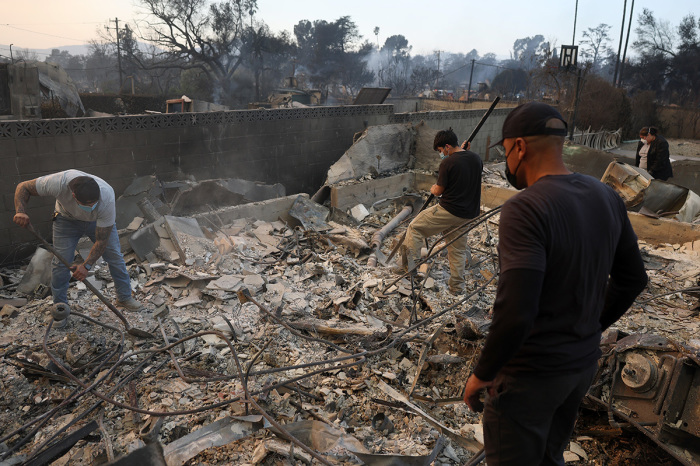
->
504, 144, 525, 190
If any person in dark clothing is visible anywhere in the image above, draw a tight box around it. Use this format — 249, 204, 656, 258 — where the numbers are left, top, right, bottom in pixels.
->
634, 127, 650, 171
394, 129, 482, 294
463, 102, 648, 466
642, 126, 673, 180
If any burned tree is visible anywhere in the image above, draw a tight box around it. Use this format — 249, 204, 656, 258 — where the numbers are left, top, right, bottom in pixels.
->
135, 0, 258, 104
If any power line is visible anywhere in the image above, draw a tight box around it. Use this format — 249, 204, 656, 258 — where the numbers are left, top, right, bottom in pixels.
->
0, 22, 104, 26
0, 25, 91, 43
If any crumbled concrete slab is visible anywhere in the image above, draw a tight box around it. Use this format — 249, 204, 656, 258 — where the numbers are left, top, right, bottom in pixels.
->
169, 179, 286, 216
163, 216, 206, 264
16, 247, 53, 296
164, 216, 205, 239
563, 144, 618, 179
126, 217, 145, 231
1, 305, 20, 319
413, 120, 441, 171
129, 224, 161, 260
350, 204, 370, 222
219, 178, 285, 202
289, 195, 330, 231
192, 194, 306, 228
115, 176, 166, 230
330, 173, 417, 211
326, 124, 415, 184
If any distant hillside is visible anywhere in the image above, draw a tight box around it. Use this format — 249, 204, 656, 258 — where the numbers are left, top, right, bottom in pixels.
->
0, 43, 90, 59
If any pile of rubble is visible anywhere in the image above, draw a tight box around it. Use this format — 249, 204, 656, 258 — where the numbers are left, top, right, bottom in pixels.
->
0, 183, 502, 464
1, 120, 699, 464
1, 172, 699, 464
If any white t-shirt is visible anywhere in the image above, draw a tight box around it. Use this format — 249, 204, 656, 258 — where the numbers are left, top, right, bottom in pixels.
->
639, 144, 650, 170
35, 170, 116, 228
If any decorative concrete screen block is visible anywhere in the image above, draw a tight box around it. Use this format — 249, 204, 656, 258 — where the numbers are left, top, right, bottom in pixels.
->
326, 124, 415, 185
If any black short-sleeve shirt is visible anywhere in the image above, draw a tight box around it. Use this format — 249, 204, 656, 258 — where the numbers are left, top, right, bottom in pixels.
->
437, 150, 483, 219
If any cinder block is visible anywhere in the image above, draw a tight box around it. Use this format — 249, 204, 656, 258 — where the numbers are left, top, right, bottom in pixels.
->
74, 149, 111, 168
105, 131, 137, 149
0, 139, 17, 158
35, 136, 57, 155
15, 138, 39, 157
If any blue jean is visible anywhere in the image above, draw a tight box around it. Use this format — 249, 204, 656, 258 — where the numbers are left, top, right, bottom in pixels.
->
483, 363, 598, 465
51, 214, 132, 304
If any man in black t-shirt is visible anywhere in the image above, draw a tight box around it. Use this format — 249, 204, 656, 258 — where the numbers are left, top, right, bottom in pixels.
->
462, 102, 648, 465
396, 129, 482, 294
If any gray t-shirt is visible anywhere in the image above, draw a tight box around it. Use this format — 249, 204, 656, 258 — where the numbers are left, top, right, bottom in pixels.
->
36, 170, 116, 228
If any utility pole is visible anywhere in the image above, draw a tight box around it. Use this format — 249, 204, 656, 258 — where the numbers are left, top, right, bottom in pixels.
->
112, 18, 123, 91
572, 0, 579, 45
9, 44, 13, 63
613, 0, 628, 86
467, 59, 475, 103
618, 0, 635, 87
569, 69, 583, 141
435, 50, 443, 89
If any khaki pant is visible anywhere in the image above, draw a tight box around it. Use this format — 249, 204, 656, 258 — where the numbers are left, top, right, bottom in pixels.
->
401, 204, 471, 292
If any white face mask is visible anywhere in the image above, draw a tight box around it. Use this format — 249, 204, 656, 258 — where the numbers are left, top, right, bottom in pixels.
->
641, 138, 648, 145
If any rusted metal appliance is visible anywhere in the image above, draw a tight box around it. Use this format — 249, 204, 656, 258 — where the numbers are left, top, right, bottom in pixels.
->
587, 332, 700, 465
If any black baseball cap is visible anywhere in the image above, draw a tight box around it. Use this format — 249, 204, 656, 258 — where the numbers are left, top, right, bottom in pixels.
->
492, 102, 568, 147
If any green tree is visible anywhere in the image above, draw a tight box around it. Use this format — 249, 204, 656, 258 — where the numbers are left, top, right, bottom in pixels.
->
243, 24, 294, 100
491, 68, 528, 97
293, 16, 373, 95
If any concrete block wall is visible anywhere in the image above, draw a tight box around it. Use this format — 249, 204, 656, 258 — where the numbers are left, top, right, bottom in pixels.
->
392, 108, 510, 160
0, 105, 509, 262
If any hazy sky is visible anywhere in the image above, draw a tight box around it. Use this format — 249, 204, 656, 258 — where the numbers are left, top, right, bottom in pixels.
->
0, 0, 697, 60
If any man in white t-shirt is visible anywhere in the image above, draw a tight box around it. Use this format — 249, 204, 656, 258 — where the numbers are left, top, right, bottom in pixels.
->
14, 170, 143, 311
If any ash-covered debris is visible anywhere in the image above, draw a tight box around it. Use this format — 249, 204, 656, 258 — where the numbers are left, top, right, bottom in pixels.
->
1, 168, 700, 465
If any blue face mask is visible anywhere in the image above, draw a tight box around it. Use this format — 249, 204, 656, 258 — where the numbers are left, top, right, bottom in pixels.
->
77, 202, 98, 212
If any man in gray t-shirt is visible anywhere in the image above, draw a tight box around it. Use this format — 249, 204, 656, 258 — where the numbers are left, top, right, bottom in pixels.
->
14, 170, 143, 311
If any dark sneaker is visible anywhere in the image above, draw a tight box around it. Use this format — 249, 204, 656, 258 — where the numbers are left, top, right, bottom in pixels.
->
115, 297, 144, 312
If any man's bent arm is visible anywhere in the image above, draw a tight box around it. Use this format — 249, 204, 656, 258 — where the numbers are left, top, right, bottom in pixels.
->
14, 179, 39, 214
85, 226, 111, 267
472, 268, 544, 381
430, 184, 445, 196
600, 221, 647, 329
